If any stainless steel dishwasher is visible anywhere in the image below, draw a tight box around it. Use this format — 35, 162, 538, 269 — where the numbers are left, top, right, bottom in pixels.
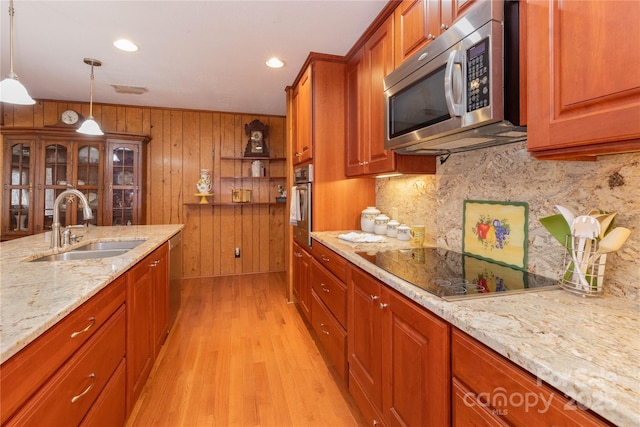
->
168, 231, 182, 330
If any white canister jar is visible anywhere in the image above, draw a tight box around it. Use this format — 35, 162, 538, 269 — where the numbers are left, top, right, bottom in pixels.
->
361, 207, 381, 232
397, 224, 411, 241
386, 219, 400, 237
374, 214, 390, 235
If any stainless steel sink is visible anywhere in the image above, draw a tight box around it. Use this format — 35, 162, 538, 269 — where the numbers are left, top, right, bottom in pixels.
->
73, 240, 145, 251
31, 249, 130, 262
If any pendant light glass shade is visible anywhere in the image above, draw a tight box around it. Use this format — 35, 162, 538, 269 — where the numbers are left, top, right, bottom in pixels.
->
0, 0, 35, 105
77, 58, 104, 136
76, 118, 103, 135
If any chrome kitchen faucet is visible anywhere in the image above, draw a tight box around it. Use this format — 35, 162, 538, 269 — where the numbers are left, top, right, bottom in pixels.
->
51, 188, 94, 249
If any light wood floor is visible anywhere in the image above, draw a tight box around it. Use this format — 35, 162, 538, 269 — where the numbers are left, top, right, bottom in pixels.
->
126, 273, 366, 427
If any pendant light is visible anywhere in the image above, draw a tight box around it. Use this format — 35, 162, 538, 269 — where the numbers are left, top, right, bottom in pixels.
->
77, 58, 104, 136
0, 0, 35, 105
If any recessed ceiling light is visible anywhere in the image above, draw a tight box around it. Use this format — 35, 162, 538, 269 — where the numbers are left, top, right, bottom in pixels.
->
113, 39, 139, 52
266, 57, 285, 68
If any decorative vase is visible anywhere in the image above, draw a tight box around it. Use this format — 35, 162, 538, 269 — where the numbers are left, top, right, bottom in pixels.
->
196, 169, 212, 194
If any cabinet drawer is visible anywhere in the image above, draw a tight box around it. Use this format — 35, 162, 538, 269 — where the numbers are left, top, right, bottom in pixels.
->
311, 290, 347, 381
0, 276, 126, 424
80, 358, 126, 427
312, 241, 347, 282
5, 306, 126, 427
451, 329, 612, 427
452, 378, 508, 427
310, 258, 347, 327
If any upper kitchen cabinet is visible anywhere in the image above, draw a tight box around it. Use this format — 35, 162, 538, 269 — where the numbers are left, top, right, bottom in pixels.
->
346, 16, 436, 177
291, 65, 313, 165
393, 0, 478, 67
1, 128, 149, 240
526, 0, 640, 159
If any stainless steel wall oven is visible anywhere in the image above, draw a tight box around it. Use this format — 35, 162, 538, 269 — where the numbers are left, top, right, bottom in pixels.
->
292, 164, 312, 249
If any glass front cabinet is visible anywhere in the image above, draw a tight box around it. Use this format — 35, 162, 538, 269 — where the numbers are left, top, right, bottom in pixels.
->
1, 128, 149, 241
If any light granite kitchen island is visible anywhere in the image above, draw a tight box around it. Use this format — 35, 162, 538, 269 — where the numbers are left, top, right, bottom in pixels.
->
312, 231, 640, 427
0, 224, 183, 364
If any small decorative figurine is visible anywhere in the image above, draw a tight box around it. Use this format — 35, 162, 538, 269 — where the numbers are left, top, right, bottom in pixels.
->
195, 169, 213, 204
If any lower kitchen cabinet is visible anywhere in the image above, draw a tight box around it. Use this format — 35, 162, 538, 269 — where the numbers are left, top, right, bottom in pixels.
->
4, 307, 126, 427
126, 243, 170, 414
79, 359, 127, 427
309, 244, 349, 381
347, 264, 450, 427
451, 328, 613, 427
0, 276, 126, 425
151, 243, 169, 356
292, 241, 312, 322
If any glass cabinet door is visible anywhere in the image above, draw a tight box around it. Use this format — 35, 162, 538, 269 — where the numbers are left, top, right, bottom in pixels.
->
3, 142, 35, 237
76, 144, 102, 225
109, 143, 140, 225
41, 143, 71, 230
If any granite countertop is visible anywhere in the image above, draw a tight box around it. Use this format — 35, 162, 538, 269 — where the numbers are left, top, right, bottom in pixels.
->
0, 224, 183, 364
312, 231, 640, 427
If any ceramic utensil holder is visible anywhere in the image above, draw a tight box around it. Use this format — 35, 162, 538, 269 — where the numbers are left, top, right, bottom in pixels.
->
560, 235, 605, 297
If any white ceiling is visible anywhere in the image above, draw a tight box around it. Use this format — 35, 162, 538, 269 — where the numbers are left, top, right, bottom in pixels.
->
0, 0, 388, 116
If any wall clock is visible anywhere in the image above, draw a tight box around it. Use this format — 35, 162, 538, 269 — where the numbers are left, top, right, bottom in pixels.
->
244, 119, 269, 157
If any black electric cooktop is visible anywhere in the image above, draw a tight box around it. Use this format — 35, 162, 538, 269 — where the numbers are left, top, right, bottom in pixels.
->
355, 247, 559, 301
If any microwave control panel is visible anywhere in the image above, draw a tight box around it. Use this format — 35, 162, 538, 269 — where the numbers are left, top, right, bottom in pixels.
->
467, 37, 490, 112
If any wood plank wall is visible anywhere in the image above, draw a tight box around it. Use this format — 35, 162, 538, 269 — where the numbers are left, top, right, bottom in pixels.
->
1, 101, 287, 278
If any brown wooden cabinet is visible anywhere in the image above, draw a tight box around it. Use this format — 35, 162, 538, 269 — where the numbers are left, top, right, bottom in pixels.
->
1, 128, 149, 240
451, 328, 613, 426
292, 241, 312, 322
345, 16, 436, 178
292, 65, 313, 165
309, 241, 348, 381
347, 264, 450, 427
0, 276, 126, 426
526, 0, 640, 159
393, 0, 477, 67
151, 243, 169, 356
126, 249, 156, 414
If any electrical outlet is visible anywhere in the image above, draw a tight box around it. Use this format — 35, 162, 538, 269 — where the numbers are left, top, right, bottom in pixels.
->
235, 248, 240, 258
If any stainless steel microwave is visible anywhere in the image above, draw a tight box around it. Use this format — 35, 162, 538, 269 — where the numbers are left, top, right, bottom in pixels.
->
384, 0, 526, 155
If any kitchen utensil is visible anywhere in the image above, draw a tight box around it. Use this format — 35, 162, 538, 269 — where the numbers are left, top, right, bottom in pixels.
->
555, 205, 575, 227
592, 212, 617, 239
587, 227, 631, 264
570, 215, 601, 289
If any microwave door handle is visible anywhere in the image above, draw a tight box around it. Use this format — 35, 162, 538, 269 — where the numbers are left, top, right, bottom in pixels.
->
444, 49, 464, 117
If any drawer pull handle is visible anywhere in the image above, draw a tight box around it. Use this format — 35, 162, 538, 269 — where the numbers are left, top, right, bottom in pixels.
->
70, 317, 96, 338
71, 373, 96, 403
370, 295, 379, 301
319, 323, 330, 335
320, 283, 330, 293
380, 303, 388, 309
320, 255, 330, 262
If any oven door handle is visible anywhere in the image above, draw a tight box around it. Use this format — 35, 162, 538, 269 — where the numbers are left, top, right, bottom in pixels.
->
444, 49, 464, 117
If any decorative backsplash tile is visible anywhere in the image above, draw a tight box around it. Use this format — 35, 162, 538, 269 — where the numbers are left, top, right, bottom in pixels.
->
376, 142, 640, 300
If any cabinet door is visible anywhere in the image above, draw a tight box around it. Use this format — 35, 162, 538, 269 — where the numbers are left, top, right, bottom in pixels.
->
75, 143, 103, 226
126, 256, 154, 414
2, 139, 35, 238
394, 0, 443, 67
365, 17, 396, 175
106, 141, 142, 225
527, 0, 640, 158
381, 287, 450, 427
37, 141, 73, 231
152, 243, 169, 356
294, 65, 313, 164
293, 242, 312, 322
345, 47, 366, 176
347, 265, 383, 410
